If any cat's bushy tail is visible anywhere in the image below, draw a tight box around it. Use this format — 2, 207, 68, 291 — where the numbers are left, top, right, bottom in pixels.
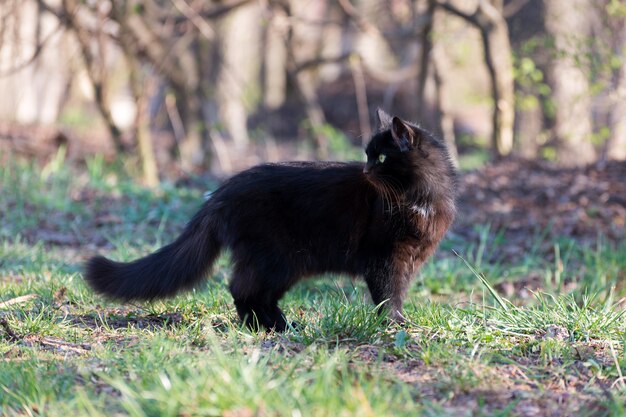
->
84, 209, 220, 301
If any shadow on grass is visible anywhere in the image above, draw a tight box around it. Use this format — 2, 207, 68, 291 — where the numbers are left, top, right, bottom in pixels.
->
66, 311, 183, 331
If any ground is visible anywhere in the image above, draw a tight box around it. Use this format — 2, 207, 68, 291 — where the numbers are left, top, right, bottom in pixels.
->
457, 158, 626, 247
0, 150, 625, 416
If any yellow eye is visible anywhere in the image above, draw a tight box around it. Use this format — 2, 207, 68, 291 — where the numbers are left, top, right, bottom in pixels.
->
378, 154, 386, 163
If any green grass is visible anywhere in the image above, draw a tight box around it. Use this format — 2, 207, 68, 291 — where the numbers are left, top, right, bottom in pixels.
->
1, 153, 625, 416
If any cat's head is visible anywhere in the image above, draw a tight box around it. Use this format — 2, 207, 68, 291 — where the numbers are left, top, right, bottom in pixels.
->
363, 109, 455, 193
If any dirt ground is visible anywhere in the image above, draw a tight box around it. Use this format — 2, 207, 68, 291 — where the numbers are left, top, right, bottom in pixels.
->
455, 157, 626, 260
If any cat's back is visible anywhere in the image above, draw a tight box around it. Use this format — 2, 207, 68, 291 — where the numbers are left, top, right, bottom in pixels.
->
207, 161, 374, 238
215, 161, 367, 198
241, 160, 363, 181
205, 161, 375, 258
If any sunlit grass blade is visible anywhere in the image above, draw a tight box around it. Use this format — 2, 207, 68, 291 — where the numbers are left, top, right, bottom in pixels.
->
453, 249, 513, 312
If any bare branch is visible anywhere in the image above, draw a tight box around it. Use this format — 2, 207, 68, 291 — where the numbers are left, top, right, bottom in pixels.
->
170, 0, 254, 24
170, 0, 216, 40
199, 0, 254, 20
337, 0, 382, 37
503, 0, 531, 18
435, 1, 479, 26
364, 60, 420, 84
0, 22, 63, 77
293, 52, 351, 73
62, 0, 123, 149
417, 1, 436, 120
436, 0, 514, 157
115, 12, 188, 88
37, 0, 66, 20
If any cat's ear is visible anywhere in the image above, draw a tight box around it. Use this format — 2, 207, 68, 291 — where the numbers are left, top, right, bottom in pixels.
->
391, 116, 418, 152
376, 108, 393, 130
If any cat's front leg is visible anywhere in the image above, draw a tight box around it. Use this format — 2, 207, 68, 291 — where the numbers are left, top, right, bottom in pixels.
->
387, 273, 410, 324
386, 241, 433, 323
363, 259, 411, 323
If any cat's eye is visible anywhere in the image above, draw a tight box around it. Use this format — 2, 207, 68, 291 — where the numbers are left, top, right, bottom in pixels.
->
378, 154, 386, 163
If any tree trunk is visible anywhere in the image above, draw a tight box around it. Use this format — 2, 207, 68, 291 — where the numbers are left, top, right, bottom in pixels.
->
432, 41, 459, 166
608, 62, 626, 160
418, 1, 458, 165
218, 2, 262, 150
514, 102, 541, 159
349, 54, 371, 145
176, 34, 209, 171
436, 0, 515, 158
607, 15, 626, 160
0, 0, 70, 125
478, 0, 514, 157
176, 86, 207, 172
63, 0, 124, 152
544, 0, 596, 166
263, 8, 288, 110
287, 0, 329, 159
124, 49, 159, 187
416, 0, 435, 122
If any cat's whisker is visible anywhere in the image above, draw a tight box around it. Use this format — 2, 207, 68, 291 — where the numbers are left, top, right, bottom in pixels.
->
377, 177, 402, 215
370, 178, 393, 214
383, 181, 401, 203
381, 181, 393, 215
379, 184, 391, 214
379, 175, 403, 195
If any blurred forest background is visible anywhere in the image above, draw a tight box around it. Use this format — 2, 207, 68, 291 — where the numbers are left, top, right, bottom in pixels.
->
0, 0, 625, 185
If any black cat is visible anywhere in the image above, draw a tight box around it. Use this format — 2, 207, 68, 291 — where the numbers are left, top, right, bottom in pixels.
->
85, 109, 457, 331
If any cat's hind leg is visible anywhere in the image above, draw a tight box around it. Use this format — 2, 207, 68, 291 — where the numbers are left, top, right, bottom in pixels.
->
229, 260, 290, 332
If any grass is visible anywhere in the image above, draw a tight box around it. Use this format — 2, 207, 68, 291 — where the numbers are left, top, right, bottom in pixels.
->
1, 152, 625, 416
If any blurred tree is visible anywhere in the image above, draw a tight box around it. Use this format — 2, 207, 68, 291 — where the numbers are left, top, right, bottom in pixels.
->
0, 0, 70, 126
432, 34, 459, 165
262, 7, 288, 111
61, 0, 250, 174
287, 0, 332, 159
607, 36, 626, 160
417, 0, 458, 164
437, 0, 515, 158
416, 0, 435, 122
122, 46, 159, 187
62, 0, 125, 152
543, 0, 596, 166
505, 0, 544, 160
597, 0, 626, 160
111, 0, 210, 172
217, 2, 262, 151
3, 0, 624, 173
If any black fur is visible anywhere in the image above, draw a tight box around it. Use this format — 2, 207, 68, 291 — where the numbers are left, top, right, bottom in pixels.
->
84, 110, 457, 331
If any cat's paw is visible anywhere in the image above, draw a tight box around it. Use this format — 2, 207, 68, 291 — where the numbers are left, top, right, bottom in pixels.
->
389, 310, 406, 325
287, 320, 303, 331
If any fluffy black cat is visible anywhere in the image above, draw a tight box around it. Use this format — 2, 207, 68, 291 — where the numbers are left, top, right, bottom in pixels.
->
85, 109, 457, 331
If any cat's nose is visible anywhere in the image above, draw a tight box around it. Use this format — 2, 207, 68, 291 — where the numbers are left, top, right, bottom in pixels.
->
363, 166, 370, 174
